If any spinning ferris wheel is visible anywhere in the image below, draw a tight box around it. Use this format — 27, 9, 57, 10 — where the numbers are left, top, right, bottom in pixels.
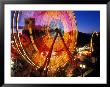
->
11, 11, 78, 76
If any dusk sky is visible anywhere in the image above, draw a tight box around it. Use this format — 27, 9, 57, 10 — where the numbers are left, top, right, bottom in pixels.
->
12, 11, 100, 33
74, 11, 100, 33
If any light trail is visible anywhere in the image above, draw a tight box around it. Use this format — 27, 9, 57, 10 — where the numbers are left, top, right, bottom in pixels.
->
12, 11, 39, 68
12, 11, 33, 66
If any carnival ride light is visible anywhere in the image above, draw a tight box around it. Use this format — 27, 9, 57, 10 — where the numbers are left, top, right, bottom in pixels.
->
11, 11, 79, 76
79, 64, 86, 69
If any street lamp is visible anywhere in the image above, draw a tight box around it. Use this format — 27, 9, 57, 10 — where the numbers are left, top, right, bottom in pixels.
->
79, 64, 86, 77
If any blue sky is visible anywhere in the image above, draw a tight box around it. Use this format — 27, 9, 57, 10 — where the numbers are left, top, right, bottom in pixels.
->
12, 11, 100, 33
74, 11, 100, 33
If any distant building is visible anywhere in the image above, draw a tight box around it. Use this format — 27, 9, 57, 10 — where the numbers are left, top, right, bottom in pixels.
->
22, 17, 36, 37
24, 17, 35, 30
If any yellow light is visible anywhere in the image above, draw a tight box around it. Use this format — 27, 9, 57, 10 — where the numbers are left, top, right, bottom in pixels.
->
82, 64, 86, 69
79, 64, 83, 68
96, 33, 98, 36
44, 68, 46, 71
80, 64, 86, 69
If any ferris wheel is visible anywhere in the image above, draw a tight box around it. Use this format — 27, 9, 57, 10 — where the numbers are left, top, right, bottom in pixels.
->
11, 11, 78, 76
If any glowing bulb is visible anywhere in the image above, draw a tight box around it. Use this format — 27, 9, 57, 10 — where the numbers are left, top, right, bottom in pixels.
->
82, 65, 86, 69
79, 64, 83, 68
